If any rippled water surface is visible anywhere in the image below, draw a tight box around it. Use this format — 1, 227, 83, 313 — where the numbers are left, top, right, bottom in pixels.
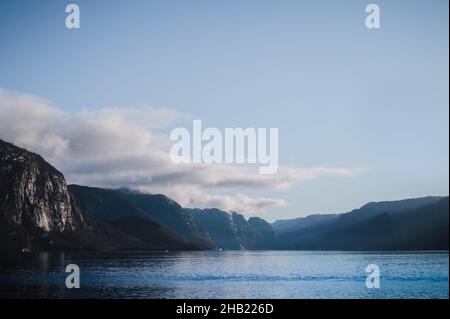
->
0, 251, 448, 298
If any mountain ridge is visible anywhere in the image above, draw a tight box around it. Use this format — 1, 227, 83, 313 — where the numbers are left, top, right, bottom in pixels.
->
0, 139, 203, 258
275, 197, 449, 250
0, 138, 448, 256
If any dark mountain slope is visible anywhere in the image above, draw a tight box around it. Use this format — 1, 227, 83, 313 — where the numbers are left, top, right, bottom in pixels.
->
272, 214, 340, 233
68, 185, 145, 220
69, 185, 210, 245
1, 138, 446, 254
0, 139, 201, 257
120, 190, 206, 241
187, 208, 277, 249
277, 197, 449, 250
68, 185, 207, 249
336, 196, 444, 228
188, 208, 241, 249
273, 197, 443, 235
108, 216, 200, 250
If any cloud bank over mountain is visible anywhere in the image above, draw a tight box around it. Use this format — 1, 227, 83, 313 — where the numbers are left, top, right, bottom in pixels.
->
0, 88, 359, 214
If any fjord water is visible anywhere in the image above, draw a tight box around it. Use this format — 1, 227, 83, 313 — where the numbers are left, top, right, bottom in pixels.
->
0, 251, 448, 299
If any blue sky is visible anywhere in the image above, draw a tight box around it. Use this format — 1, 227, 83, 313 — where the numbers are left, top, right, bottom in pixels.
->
0, 0, 448, 220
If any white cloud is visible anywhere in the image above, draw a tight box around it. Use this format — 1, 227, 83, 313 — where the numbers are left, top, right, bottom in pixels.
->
0, 88, 360, 215
136, 184, 288, 215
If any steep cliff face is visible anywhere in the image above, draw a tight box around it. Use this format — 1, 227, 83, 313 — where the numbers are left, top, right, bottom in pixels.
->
0, 139, 202, 255
186, 208, 277, 249
0, 139, 83, 232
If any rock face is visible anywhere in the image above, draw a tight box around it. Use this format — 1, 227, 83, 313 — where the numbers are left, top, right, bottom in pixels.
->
186, 208, 277, 250
3, 138, 445, 255
0, 139, 202, 256
0, 140, 83, 232
0, 139, 277, 253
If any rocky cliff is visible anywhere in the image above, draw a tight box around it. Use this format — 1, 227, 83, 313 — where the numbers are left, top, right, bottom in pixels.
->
0, 139, 202, 257
186, 208, 278, 249
0, 140, 83, 232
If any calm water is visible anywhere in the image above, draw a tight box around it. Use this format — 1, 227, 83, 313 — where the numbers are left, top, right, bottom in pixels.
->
0, 251, 448, 299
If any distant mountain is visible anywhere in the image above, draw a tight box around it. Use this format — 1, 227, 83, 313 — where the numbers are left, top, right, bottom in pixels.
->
272, 214, 340, 233
1, 138, 447, 255
186, 208, 277, 250
272, 197, 444, 235
277, 197, 449, 250
0, 139, 201, 259
335, 196, 444, 228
